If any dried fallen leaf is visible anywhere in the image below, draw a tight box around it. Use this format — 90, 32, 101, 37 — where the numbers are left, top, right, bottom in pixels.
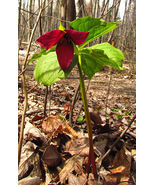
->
87, 173, 103, 185
59, 156, 84, 184
90, 112, 103, 125
131, 149, 136, 162
42, 145, 62, 168
68, 172, 87, 185
64, 137, 89, 156
42, 115, 80, 138
110, 165, 126, 174
18, 141, 42, 180
131, 149, 136, 172
24, 122, 47, 146
105, 146, 131, 185
94, 134, 108, 156
18, 176, 42, 185
31, 115, 44, 122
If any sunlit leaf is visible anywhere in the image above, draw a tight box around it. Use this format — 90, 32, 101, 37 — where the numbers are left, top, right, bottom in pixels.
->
34, 52, 78, 86
70, 16, 118, 48
80, 43, 124, 78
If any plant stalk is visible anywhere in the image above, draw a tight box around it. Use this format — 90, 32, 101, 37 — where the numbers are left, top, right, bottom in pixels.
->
77, 55, 97, 178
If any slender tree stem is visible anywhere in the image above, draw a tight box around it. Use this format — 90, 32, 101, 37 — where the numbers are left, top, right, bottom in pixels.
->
18, 0, 47, 165
77, 55, 97, 178
18, 68, 28, 165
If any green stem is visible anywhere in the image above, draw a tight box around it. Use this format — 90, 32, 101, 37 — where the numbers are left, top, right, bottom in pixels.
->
77, 54, 97, 178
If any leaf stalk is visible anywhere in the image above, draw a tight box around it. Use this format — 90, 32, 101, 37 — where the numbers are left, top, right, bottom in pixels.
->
77, 54, 97, 178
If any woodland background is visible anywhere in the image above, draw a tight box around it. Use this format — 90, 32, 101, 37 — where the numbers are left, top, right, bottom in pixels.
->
18, 0, 136, 63
17, 0, 137, 184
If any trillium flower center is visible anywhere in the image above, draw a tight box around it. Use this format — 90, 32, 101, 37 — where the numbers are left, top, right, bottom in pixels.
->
36, 29, 89, 71
57, 33, 73, 48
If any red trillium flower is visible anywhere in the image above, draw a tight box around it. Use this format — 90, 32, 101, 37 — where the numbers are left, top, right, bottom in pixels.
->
36, 29, 89, 71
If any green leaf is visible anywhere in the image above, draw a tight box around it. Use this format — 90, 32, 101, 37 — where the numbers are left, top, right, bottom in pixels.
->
76, 116, 84, 123
70, 16, 118, 48
80, 48, 110, 78
27, 46, 56, 65
59, 114, 66, 120
80, 43, 124, 78
34, 52, 78, 86
90, 43, 124, 69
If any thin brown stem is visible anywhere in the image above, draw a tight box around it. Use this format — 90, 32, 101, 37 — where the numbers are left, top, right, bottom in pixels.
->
18, 0, 46, 166
18, 69, 28, 165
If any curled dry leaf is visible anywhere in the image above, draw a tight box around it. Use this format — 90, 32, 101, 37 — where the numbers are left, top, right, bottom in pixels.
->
87, 173, 103, 185
65, 135, 108, 158
104, 146, 131, 185
68, 172, 87, 185
59, 156, 84, 184
18, 176, 42, 185
94, 134, 108, 157
42, 115, 80, 138
24, 122, 47, 146
64, 137, 89, 156
31, 115, 44, 122
131, 149, 136, 172
90, 112, 103, 125
42, 145, 62, 168
18, 141, 42, 180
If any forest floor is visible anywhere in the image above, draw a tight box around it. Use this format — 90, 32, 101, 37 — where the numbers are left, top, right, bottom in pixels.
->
18, 50, 136, 185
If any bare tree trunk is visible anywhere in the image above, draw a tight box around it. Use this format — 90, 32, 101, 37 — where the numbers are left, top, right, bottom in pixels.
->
38, 0, 43, 35
47, 0, 53, 31
77, 0, 83, 17
67, 0, 76, 28
28, 0, 32, 41
90, 0, 93, 16
18, 0, 22, 38
107, 0, 121, 43
60, 0, 67, 27
96, 0, 100, 17
100, 0, 110, 18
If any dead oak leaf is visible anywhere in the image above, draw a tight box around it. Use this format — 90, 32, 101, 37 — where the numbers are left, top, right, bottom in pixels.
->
18, 141, 42, 180
24, 122, 47, 146
105, 146, 131, 185
68, 172, 87, 185
59, 156, 84, 184
42, 115, 80, 139
64, 137, 89, 156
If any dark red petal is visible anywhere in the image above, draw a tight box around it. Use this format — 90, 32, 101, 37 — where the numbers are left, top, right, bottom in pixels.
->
36, 30, 64, 49
56, 38, 74, 71
65, 29, 89, 45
